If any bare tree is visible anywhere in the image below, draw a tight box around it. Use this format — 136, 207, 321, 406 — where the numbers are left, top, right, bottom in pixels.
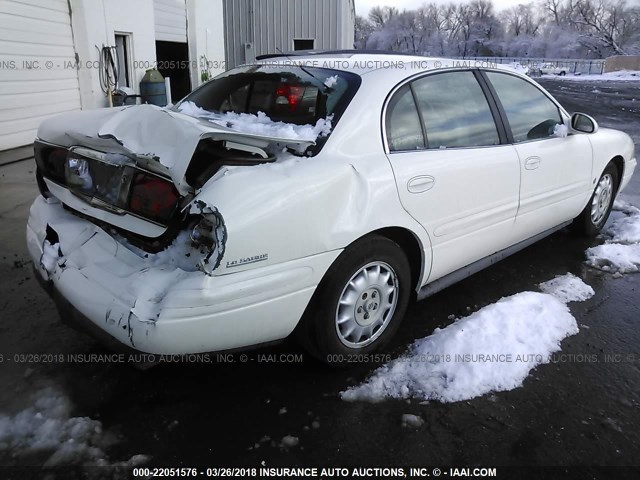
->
355, 15, 375, 49
354, 0, 640, 58
504, 3, 543, 37
368, 6, 399, 27
570, 0, 630, 54
542, 0, 563, 25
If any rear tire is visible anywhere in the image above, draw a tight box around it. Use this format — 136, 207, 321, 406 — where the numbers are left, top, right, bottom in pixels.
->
296, 235, 411, 367
572, 164, 618, 237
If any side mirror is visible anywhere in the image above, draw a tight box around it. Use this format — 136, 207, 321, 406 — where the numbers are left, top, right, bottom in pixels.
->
570, 112, 598, 134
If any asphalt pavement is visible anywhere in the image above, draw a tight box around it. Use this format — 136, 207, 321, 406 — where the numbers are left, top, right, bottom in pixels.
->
0, 78, 639, 477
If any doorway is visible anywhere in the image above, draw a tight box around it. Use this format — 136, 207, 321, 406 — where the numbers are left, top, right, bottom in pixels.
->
155, 41, 191, 101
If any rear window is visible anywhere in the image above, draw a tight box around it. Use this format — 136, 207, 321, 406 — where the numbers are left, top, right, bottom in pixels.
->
177, 65, 360, 152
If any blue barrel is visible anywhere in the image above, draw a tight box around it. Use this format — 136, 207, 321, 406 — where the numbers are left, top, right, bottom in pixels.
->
140, 69, 167, 106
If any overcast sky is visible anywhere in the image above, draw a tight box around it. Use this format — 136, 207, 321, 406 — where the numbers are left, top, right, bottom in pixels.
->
354, 0, 640, 15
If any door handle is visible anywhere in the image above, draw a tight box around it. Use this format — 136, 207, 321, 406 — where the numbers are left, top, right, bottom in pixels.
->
524, 156, 541, 170
407, 175, 435, 193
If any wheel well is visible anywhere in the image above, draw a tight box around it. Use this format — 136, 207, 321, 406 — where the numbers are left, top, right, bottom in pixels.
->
370, 227, 423, 292
610, 156, 624, 193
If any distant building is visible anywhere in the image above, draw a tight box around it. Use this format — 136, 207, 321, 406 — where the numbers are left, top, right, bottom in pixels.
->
0, 0, 354, 152
223, 0, 356, 69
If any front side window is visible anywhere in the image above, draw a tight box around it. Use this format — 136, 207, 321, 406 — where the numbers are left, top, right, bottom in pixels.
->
486, 71, 562, 143
412, 71, 500, 149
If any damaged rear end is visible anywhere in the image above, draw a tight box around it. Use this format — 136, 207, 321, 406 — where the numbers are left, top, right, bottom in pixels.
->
27, 64, 360, 353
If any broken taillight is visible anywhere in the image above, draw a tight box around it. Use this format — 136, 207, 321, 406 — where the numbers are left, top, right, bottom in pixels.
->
128, 174, 179, 223
275, 85, 305, 112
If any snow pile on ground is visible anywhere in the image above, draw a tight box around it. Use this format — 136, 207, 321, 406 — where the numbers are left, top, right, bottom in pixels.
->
587, 243, 640, 273
586, 200, 640, 274
0, 388, 149, 467
401, 414, 424, 428
341, 276, 594, 403
280, 435, 299, 448
176, 101, 333, 143
552, 70, 640, 81
539, 273, 595, 303
603, 201, 640, 244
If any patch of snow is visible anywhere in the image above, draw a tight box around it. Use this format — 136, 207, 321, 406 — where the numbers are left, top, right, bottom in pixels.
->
586, 201, 640, 274
280, 435, 299, 448
324, 75, 338, 88
341, 290, 582, 404
117, 86, 135, 96
116, 229, 212, 275
539, 273, 595, 303
549, 70, 640, 82
604, 201, 640, 244
40, 240, 60, 274
144, 230, 202, 271
553, 123, 569, 138
400, 414, 424, 428
586, 244, 640, 274
612, 200, 640, 216
175, 100, 212, 118
0, 388, 149, 467
177, 101, 333, 143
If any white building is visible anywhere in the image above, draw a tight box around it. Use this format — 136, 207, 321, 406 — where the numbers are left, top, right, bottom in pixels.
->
0, 0, 354, 155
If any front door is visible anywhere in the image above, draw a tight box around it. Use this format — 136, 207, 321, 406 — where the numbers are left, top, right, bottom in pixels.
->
483, 71, 593, 241
384, 71, 521, 283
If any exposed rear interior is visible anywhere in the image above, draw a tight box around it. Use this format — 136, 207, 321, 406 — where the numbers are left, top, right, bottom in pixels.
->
185, 140, 275, 190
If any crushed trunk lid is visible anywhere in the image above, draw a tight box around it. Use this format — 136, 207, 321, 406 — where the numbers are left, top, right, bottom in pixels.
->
37, 104, 316, 196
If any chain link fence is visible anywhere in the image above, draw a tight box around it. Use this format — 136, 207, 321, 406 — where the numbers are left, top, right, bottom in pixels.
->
460, 57, 606, 75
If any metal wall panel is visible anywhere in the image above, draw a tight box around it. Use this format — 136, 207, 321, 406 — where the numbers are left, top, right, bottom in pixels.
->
154, 0, 187, 43
0, 0, 81, 150
223, 0, 252, 69
224, 0, 354, 69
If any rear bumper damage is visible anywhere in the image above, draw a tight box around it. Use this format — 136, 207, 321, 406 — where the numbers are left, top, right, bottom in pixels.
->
27, 196, 339, 354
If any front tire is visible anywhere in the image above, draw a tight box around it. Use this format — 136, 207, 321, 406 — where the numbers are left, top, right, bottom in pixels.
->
572, 164, 618, 236
296, 235, 411, 366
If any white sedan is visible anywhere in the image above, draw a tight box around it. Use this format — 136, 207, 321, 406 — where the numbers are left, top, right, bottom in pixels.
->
27, 53, 636, 364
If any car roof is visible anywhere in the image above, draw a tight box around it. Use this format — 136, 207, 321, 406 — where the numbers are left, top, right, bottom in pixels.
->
254, 50, 522, 79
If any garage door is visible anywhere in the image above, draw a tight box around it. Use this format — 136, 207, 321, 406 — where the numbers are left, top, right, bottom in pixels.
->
0, 0, 81, 151
154, 0, 187, 43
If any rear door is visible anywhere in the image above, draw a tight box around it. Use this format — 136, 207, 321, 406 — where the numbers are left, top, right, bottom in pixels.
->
384, 70, 521, 283
482, 71, 593, 242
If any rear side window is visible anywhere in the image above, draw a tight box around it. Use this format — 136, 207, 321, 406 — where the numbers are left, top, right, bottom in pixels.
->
386, 85, 425, 152
412, 71, 500, 149
486, 71, 562, 143
180, 65, 360, 128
